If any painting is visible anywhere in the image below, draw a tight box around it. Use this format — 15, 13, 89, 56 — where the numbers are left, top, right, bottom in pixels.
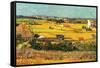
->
13, 1, 97, 66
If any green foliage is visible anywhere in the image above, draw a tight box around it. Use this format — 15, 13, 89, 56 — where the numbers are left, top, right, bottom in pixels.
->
16, 34, 24, 44
82, 25, 92, 31
47, 18, 56, 21
47, 42, 53, 50
76, 41, 96, 51
47, 18, 64, 24
29, 37, 43, 50
29, 20, 41, 25
46, 40, 78, 51
29, 38, 38, 49
82, 26, 86, 29
29, 35, 96, 51
86, 28, 92, 31
55, 19, 65, 24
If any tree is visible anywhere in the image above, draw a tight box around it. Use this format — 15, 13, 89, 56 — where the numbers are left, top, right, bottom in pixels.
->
56, 19, 65, 24
47, 41, 53, 50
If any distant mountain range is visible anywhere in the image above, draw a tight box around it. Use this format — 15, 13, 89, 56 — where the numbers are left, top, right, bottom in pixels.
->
16, 15, 96, 20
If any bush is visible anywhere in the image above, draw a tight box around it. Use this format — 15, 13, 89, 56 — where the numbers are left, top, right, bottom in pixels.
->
30, 38, 96, 51
82, 26, 92, 31
47, 42, 53, 50
82, 26, 86, 29
29, 38, 38, 49
75, 41, 96, 51
52, 40, 78, 51
86, 28, 92, 31
16, 34, 24, 44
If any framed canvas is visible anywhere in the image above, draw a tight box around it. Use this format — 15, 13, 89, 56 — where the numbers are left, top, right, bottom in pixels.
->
10, 1, 98, 67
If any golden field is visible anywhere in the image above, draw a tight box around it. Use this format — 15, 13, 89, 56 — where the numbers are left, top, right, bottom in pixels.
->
30, 20, 96, 40
16, 18, 97, 65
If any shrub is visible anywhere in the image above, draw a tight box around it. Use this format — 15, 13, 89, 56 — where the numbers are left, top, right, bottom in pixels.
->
82, 26, 86, 29
86, 28, 92, 31
82, 26, 92, 31
75, 41, 96, 51
53, 40, 77, 51
47, 41, 53, 50
16, 33, 24, 44
29, 38, 38, 49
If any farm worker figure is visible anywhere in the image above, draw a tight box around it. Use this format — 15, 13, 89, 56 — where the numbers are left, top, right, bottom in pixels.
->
87, 20, 91, 28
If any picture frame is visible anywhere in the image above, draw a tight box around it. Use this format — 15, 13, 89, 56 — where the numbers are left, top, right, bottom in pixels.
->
10, 1, 98, 67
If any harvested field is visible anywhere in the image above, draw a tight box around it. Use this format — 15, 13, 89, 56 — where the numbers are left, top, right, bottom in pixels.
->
16, 49, 96, 65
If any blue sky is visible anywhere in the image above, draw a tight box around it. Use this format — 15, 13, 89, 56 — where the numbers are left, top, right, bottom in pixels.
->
16, 3, 96, 18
